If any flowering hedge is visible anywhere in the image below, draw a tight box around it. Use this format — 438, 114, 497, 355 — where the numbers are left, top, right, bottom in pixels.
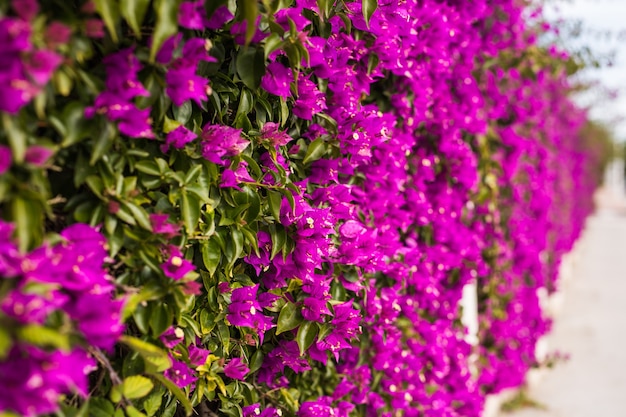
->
0, 0, 608, 416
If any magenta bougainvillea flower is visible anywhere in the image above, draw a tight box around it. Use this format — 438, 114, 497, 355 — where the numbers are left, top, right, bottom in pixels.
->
150, 214, 180, 237
223, 357, 250, 380
161, 245, 195, 280
260, 122, 293, 147
261, 62, 293, 97
200, 124, 248, 165
178, 0, 210, 29
85, 48, 153, 138
163, 125, 197, 152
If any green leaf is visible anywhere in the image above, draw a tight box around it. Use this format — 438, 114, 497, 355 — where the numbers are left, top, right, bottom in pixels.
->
361, 0, 378, 28
119, 335, 172, 372
150, 0, 181, 63
267, 190, 282, 222
90, 121, 117, 165
218, 321, 231, 354
236, 186, 261, 224
120, 0, 150, 38
249, 350, 264, 373
268, 224, 286, 260
151, 373, 193, 416
120, 376, 154, 400
59, 102, 92, 147
237, 47, 265, 90
150, 303, 173, 337
135, 160, 162, 177
125, 406, 148, 417
94, 0, 121, 42
89, 398, 116, 417
173, 101, 193, 124
2, 113, 26, 164
0, 326, 13, 360
263, 33, 284, 60
16, 324, 70, 350
181, 190, 202, 234
303, 137, 327, 165
201, 238, 222, 276
276, 302, 303, 335
123, 202, 153, 231
296, 321, 318, 355
237, 0, 259, 46
316, 0, 333, 20
12, 196, 42, 252
234, 88, 254, 126
142, 390, 163, 417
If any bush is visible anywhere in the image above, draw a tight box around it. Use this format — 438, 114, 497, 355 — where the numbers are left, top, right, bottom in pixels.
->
0, 0, 607, 416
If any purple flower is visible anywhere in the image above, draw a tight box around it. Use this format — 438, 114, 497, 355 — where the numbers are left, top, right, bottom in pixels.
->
261, 62, 293, 97
24, 145, 53, 166
206, 6, 234, 30
12, 0, 38, 22
45, 22, 72, 49
69, 293, 124, 351
179, 0, 210, 29
260, 122, 292, 147
188, 345, 210, 366
160, 326, 185, 348
1, 289, 68, 324
231, 16, 267, 45
223, 357, 250, 380
23, 50, 62, 86
163, 125, 197, 152
165, 64, 211, 106
0, 345, 96, 417
162, 245, 195, 280
165, 355, 195, 388
150, 214, 180, 237
200, 124, 248, 165
243, 404, 281, 417
86, 48, 153, 138
293, 77, 326, 120
227, 284, 275, 341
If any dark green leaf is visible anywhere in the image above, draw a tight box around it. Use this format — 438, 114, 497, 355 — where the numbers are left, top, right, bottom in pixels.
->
237, 0, 259, 46
149, 304, 173, 337
135, 160, 162, 177
120, 0, 150, 38
303, 137, 327, 165
201, 238, 222, 276
181, 190, 202, 234
276, 302, 303, 335
12, 196, 42, 252
296, 321, 318, 355
150, 374, 193, 416
361, 0, 378, 28
267, 190, 282, 222
237, 47, 266, 90
150, 0, 181, 63
90, 121, 117, 165
2, 113, 26, 164
268, 224, 286, 260
94, 0, 121, 42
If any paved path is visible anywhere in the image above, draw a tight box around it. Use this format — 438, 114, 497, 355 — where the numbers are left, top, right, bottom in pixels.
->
498, 163, 626, 417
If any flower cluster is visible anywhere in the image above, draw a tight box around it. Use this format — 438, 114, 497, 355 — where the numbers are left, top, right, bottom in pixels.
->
0, 1, 65, 114
0, 0, 608, 416
0, 222, 124, 416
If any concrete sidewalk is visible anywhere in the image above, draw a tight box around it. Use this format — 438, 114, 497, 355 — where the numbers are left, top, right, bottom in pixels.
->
497, 165, 626, 417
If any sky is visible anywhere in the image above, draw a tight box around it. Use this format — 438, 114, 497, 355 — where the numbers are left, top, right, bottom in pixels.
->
543, 0, 626, 140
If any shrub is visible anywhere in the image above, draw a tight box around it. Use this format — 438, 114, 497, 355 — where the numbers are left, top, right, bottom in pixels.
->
0, 0, 606, 416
